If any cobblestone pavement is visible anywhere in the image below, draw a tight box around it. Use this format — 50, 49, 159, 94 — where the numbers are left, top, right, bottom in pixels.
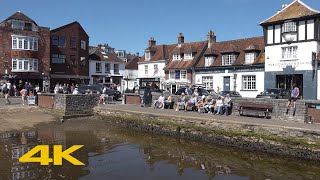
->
97, 104, 320, 132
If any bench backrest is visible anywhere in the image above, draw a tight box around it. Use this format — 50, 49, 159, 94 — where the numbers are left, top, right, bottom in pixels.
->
239, 102, 273, 110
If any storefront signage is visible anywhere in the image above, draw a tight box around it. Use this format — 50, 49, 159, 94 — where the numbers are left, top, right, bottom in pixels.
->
267, 61, 312, 70
28, 96, 36, 105
1, 74, 17, 79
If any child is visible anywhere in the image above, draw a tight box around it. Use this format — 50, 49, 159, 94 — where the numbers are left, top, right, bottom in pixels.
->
20, 88, 27, 105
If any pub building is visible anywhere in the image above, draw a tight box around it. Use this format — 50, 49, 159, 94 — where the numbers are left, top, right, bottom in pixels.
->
261, 0, 320, 99
0, 12, 50, 90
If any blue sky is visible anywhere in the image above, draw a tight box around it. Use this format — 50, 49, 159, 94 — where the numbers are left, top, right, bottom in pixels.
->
1, 0, 320, 54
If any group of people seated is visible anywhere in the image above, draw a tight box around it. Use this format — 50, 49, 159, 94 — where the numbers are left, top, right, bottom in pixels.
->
154, 93, 232, 116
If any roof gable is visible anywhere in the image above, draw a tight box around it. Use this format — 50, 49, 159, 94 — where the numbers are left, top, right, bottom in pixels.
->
261, 0, 320, 25
2, 11, 37, 25
51, 21, 88, 37
89, 47, 124, 63
125, 56, 139, 70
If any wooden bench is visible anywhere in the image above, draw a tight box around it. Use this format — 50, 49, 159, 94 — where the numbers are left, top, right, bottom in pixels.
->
238, 102, 273, 119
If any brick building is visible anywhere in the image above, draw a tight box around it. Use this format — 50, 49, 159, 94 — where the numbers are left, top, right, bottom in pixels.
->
50, 21, 89, 86
0, 11, 50, 90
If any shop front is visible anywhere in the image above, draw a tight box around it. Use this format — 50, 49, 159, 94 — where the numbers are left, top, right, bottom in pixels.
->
138, 77, 161, 90
265, 66, 315, 99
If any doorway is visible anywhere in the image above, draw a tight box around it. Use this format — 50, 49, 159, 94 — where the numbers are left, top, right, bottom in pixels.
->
223, 77, 230, 91
276, 74, 303, 98
171, 84, 177, 94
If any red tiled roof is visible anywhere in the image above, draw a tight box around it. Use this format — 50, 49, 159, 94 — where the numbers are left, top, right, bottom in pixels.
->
261, 0, 320, 24
125, 56, 139, 70
89, 47, 125, 63
140, 44, 176, 62
165, 41, 208, 70
3, 11, 37, 25
196, 37, 265, 68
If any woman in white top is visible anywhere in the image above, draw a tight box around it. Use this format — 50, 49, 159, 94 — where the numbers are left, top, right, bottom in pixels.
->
215, 96, 224, 115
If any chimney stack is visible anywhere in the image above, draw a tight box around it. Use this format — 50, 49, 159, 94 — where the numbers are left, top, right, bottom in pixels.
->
178, 33, 184, 44
148, 37, 156, 47
207, 30, 216, 47
136, 52, 139, 57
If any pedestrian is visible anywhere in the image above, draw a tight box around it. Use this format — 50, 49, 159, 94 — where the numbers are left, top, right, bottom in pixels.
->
20, 88, 27, 105
54, 84, 59, 94
2, 83, 11, 105
286, 84, 300, 116
63, 83, 68, 94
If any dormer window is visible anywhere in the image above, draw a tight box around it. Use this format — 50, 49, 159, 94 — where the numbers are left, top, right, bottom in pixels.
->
184, 53, 193, 60
282, 22, 296, 33
145, 51, 151, 61
173, 54, 181, 60
245, 53, 256, 64
205, 56, 214, 67
12, 20, 38, 31
222, 54, 235, 66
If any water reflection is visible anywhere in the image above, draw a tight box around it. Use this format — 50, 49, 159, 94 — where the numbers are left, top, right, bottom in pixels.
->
0, 120, 319, 180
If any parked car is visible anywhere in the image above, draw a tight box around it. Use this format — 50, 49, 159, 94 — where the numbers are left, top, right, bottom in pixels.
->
78, 84, 103, 94
99, 82, 116, 89
207, 89, 218, 96
100, 84, 122, 100
78, 84, 121, 100
256, 88, 290, 99
218, 91, 242, 97
175, 86, 210, 96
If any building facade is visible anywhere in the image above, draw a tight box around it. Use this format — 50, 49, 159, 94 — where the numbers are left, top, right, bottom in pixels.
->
124, 56, 139, 91
138, 37, 175, 90
163, 33, 207, 94
195, 31, 265, 98
261, 0, 320, 99
50, 21, 89, 87
89, 46, 125, 91
0, 12, 50, 90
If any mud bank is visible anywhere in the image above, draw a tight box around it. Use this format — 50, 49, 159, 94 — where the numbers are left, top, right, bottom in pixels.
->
96, 109, 320, 161
0, 106, 60, 132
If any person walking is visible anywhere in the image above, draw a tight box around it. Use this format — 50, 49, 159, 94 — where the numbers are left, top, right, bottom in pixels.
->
286, 84, 300, 116
20, 88, 27, 105
2, 83, 11, 105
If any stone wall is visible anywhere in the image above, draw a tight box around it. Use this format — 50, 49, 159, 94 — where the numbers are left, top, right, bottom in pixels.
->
149, 94, 320, 123
54, 94, 99, 116
95, 109, 320, 161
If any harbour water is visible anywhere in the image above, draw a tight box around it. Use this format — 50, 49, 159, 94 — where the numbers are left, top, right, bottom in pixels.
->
0, 118, 319, 180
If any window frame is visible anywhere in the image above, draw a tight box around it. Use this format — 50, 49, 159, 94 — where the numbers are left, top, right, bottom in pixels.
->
282, 46, 298, 59
282, 22, 297, 33
169, 70, 175, 80
242, 75, 256, 90
184, 53, 193, 60
96, 62, 102, 73
222, 54, 235, 66
70, 55, 76, 65
202, 76, 213, 89
81, 40, 86, 50
205, 56, 214, 67
180, 70, 187, 80
245, 52, 256, 64
11, 58, 38, 72
114, 64, 120, 74
70, 37, 76, 48
173, 54, 181, 60
144, 65, 148, 75
105, 63, 110, 73
12, 36, 38, 51
51, 54, 66, 64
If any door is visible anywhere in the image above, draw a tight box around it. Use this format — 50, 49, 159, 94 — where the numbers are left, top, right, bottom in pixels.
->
171, 84, 177, 94
223, 77, 230, 91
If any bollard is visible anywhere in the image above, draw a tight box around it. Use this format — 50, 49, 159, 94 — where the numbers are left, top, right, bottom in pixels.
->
122, 94, 125, 104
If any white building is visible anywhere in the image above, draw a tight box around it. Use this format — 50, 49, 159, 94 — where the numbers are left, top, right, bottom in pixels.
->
195, 31, 265, 98
89, 46, 125, 91
124, 56, 139, 91
138, 37, 175, 90
260, 0, 320, 99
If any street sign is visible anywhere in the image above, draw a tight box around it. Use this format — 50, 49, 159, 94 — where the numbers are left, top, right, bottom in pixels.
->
28, 96, 36, 105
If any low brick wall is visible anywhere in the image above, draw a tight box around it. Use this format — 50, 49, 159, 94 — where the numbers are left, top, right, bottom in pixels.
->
38, 94, 55, 109
125, 93, 140, 105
